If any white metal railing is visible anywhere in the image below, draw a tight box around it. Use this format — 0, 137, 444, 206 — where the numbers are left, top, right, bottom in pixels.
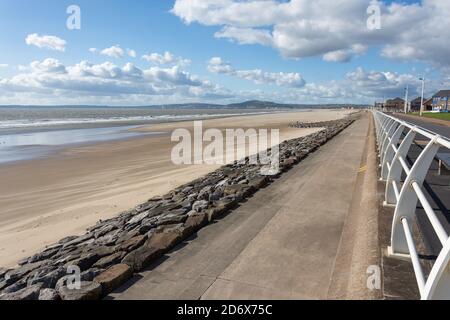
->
372, 110, 450, 300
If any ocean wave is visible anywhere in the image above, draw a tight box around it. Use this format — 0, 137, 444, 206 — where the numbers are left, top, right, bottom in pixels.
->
0, 112, 273, 129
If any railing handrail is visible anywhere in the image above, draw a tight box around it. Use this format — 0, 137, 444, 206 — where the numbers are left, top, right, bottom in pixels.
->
380, 112, 450, 149
372, 110, 450, 300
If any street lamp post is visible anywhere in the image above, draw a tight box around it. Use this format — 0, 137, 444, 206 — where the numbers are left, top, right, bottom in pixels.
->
419, 77, 425, 116
404, 85, 409, 114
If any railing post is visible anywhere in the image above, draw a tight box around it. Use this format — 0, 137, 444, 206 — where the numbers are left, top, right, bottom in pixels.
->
378, 118, 390, 156
381, 123, 405, 178
389, 137, 441, 256
381, 123, 404, 180
380, 120, 398, 171
377, 116, 390, 150
423, 237, 450, 300
373, 113, 379, 138
385, 128, 416, 205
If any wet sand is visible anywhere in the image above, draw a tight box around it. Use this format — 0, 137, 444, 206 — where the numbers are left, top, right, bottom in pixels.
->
0, 109, 351, 267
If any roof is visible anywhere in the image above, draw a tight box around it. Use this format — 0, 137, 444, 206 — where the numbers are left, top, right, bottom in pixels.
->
387, 97, 404, 103
433, 90, 450, 98
411, 97, 423, 103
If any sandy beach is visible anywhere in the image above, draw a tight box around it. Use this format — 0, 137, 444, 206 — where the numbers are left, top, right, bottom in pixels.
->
0, 109, 351, 268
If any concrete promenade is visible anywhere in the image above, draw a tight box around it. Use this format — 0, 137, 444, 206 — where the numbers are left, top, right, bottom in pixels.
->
109, 114, 373, 300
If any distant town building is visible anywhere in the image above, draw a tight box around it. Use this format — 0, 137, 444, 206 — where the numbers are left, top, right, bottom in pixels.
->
384, 97, 405, 112
432, 90, 450, 112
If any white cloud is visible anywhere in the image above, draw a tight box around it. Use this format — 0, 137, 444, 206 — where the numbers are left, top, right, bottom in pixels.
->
207, 57, 234, 74
25, 34, 66, 52
142, 51, 191, 66
235, 66, 437, 105
323, 50, 353, 63
100, 45, 125, 58
30, 58, 67, 74
287, 66, 430, 104
344, 67, 423, 98
172, 0, 450, 68
0, 58, 230, 104
215, 26, 273, 46
89, 48, 98, 54
0, 59, 435, 105
207, 57, 305, 88
0, 64, 8, 68
127, 49, 137, 58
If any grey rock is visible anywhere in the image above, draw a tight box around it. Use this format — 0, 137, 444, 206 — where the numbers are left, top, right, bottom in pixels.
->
94, 231, 120, 246
94, 224, 118, 239
181, 212, 208, 237
224, 184, 249, 196
17, 257, 30, 266
58, 235, 78, 245
82, 245, 117, 258
27, 266, 66, 288
119, 235, 147, 252
0, 268, 10, 279
116, 230, 140, 244
215, 179, 229, 188
93, 252, 126, 269
197, 186, 213, 201
127, 210, 150, 225
147, 202, 182, 218
66, 252, 101, 271
138, 221, 157, 235
181, 198, 194, 210
58, 281, 102, 300
81, 268, 105, 282
0, 280, 8, 291
122, 245, 162, 272
4, 260, 48, 284
62, 233, 94, 249
0, 284, 43, 300
192, 200, 209, 212
181, 186, 194, 194
28, 246, 60, 264
94, 264, 133, 295
187, 193, 198, 202
208, 189, 223, 202
1, 278, 28, 294
38, 288, 60, 300
157, 212, 188, 226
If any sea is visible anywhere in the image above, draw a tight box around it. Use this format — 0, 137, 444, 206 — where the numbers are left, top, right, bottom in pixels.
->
0, 106, 283, 164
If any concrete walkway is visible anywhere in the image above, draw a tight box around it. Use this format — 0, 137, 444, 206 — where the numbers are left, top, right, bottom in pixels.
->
109, 114, 370, 300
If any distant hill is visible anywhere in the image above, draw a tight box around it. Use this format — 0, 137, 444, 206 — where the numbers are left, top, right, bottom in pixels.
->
144, 100, 367, 109
0, 100, 369, 109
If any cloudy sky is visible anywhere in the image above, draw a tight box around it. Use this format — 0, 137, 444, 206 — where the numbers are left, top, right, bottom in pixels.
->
0, 0, 449, 106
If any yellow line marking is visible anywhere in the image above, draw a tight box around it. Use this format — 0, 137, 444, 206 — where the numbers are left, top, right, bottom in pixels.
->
358, 165, 367, 173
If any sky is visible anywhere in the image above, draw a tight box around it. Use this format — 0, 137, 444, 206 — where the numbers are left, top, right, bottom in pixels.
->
0, 0, 449, 106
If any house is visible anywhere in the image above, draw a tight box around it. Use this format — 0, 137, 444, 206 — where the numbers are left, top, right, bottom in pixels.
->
423, 98, 433, 111
410, 97, 433, 112
384, 97, 405, 112
410, 97, 423, 111
432, 90, 450, 112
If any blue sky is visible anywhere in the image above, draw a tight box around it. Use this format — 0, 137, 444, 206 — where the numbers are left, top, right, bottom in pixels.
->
0, 0, 448, 105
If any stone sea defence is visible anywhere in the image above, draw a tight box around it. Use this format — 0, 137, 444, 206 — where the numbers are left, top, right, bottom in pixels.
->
290, 119, 350, 129
0, 114, 358, 300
